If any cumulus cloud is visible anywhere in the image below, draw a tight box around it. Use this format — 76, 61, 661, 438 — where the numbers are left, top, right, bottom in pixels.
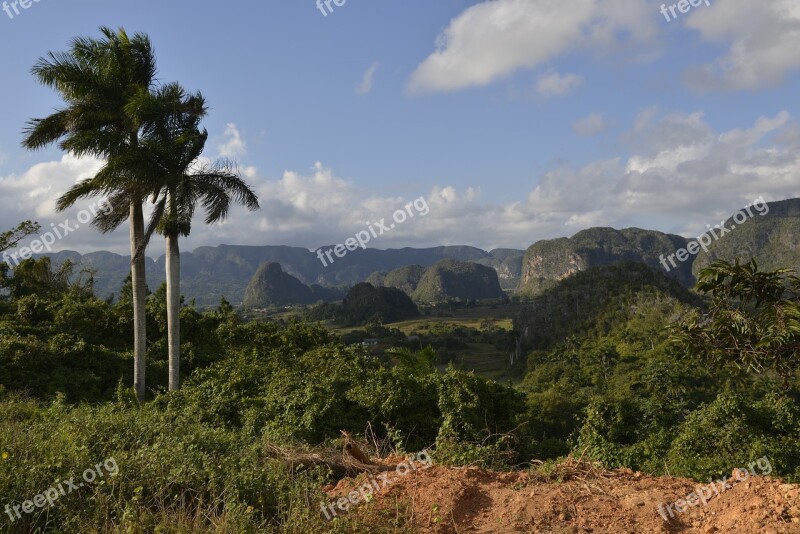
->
535, 71, 584, 97
572, 113, 614, 136
356, 62, 380, 95
407, 0, 659, 93
684, 0, 800, 91
217, 123, 247, 158
0, 154, 104, 220
2, 114, 800, 255
0, 154, 124, 253
189, 110, 800, 250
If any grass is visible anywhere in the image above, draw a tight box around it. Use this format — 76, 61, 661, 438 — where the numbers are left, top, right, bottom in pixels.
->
252, 303, 523, 382
391, 304, 520, 335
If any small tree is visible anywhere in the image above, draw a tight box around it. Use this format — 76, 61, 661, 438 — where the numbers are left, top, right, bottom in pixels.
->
669, 259, 800, 386
0, 221, 40, 254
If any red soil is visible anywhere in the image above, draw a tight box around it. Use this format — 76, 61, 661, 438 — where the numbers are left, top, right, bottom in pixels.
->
326, 460, 800, 533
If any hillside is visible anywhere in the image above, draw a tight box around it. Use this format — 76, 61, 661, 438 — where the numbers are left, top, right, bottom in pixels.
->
242, 262, 343, 308
473, 248, 525, 290
412, 259, 507, 303
516, 260, 702, 350
518, 227, 695, 296
366, 264, 427, 294
693, 198, 800, 275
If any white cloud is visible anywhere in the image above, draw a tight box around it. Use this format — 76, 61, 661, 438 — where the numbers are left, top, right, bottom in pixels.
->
0, 154, 129, 254
535, 71, 584, 97
407, 0, 659, 93
356, 62, 380, 95
572, 112, 614, 136
3, 114, 800, 255
194, 109, 800, 250
217, 123, 247, 158
684, 0, 800, 91
0, 154, 104, 220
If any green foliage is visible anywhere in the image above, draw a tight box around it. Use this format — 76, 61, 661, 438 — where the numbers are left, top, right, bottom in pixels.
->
0, 394, 330, 533
517, 261, 702, 351
433, 367, 527, 467
665, 390, 800, 482
670, 259, 800, 384
339, 283, 420, 326
0, 220, 40, 253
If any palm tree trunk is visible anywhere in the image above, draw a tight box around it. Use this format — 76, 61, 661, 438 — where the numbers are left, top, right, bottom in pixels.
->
166, 232, 181, 391
130, 201, 147, 403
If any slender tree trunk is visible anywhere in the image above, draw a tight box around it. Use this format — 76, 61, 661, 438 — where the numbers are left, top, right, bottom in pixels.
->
130, 201, 147, 403
166, 232, 181, 391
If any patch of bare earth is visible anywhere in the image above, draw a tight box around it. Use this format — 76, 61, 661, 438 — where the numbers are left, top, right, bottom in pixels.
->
325, 458, 800, 533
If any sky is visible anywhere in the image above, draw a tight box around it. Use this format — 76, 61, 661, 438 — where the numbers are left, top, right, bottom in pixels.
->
0, 0, 799, 257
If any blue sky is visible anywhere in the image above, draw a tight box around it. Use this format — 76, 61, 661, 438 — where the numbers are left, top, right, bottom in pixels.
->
1, 0, 799, 256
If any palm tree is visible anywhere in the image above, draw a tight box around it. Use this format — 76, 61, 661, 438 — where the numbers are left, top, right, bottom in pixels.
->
22, 27, 158, 402
135, 86, 260, 391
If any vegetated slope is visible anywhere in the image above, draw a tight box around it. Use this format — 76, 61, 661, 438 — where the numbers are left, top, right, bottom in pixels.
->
340, 282, 420, 325
693, 198, 800, 275
516, 260, 703, 350
518, 227, 694, 297
412, 259, 507, 303
242, 262, 342, 307
366, 264, 427, 294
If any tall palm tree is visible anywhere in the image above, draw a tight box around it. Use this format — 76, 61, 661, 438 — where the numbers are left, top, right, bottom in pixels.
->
22, 27, 158, 403
135, 86, 260, 391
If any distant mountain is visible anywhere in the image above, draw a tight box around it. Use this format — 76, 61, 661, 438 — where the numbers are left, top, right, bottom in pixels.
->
367, 260, 506, 303
37, 245, 523, 306
242, 262, 344, 308
411, 259, 506, 303
366, 264, 426, 295
693, 198, 800, 275
474, 249, 524, 290
28, 198, 800, 306
517, 228, 695, 296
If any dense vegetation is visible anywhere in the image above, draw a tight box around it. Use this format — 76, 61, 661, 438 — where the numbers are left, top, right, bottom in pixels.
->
518, 261, 800, 479
305, 282, 420, 326
2, 252, 800, 532
0, 257, 522, 532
